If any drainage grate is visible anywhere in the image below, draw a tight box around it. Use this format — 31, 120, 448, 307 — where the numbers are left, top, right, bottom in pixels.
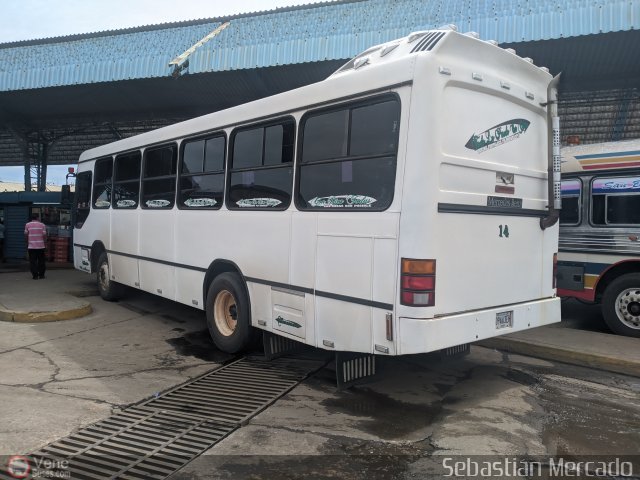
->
140, 356, 319, 423
32, 407, 234, 480
4, 356, 325, 480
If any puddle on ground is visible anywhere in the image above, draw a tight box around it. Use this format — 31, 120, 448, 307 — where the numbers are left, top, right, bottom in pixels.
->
503, 368, 538, 387
539, 378, 640, 456
173, 437, 429, 480
321, 387, 444, 440
166, 329, 230, 363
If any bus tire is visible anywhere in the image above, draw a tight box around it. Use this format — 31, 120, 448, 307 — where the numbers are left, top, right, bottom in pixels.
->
96, 252, 124, 301
601, 273, 640, 338
206, 272, 253, 353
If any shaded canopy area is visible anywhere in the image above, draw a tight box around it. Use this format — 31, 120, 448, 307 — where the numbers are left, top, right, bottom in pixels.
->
0, 0, 638, 189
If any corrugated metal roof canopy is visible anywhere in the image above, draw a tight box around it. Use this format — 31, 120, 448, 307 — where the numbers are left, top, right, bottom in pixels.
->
0, 0, 639, 168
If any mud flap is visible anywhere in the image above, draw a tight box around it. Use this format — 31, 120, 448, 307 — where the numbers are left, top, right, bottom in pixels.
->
262, 331, 304, 361
439, 343, 470, 360
335, 352, 378, 390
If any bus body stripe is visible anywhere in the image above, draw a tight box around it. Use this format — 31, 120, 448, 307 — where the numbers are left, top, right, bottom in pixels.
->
438, 203, 547, 217
78, 247, 394, 311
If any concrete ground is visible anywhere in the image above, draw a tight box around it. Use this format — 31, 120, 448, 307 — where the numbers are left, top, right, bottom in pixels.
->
0, 269, 233, 454
0, 269, 639, 479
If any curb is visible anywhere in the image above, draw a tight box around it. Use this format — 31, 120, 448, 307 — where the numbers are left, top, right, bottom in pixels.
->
0, 303, 92, 323
479, 337, 640, 378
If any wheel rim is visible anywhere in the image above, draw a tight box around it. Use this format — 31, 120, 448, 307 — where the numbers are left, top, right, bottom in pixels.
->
214, 289, 238, 337
614, 288, 640, 330
98, 261, 110, 291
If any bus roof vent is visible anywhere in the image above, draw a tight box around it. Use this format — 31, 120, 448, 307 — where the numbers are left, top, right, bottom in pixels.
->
410, 31, 446, 53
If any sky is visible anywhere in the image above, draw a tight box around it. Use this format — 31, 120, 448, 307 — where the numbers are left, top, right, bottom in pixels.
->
0, 0, 328, 185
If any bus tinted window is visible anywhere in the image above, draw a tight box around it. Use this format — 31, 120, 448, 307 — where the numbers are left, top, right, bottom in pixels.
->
297, 96, 400, 211
228, 119, 294, 210
302, 110, 348, 162
233, 128, 263, 169
179, 135, 226, 209
113, 151, 141, 209
559, 179, 581, 225
350, 101, 400, 156
204, 137, 225, 172
93, 157, 113, 209
182, 140, 204, 174
75, 171, 92, 228
592, 176, 640, 226
142, 145, 177, 209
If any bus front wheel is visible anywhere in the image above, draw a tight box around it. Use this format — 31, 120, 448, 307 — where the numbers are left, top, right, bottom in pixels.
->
601, 273, 640, 338
96, 252, 124, 301
206, 273, 253, 353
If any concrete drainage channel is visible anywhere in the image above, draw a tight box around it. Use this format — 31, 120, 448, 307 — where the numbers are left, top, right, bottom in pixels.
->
2, 356, 327, 480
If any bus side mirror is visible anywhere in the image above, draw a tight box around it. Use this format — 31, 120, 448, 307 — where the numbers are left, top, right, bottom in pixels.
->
61, 185, 71, 204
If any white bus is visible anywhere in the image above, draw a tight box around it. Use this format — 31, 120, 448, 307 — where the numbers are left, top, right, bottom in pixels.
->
73, 28, 561, 363
559, 138, 640, 337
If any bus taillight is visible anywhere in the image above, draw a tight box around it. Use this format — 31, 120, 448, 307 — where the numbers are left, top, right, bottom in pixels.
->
401, 259, 436, 307
553, 253, 558, 289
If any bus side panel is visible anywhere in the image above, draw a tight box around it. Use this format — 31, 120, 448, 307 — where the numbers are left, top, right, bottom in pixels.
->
139, 211, 176, 300
110, 209, 139, 287
175, 269, 206, 309
314, 214, 398, 353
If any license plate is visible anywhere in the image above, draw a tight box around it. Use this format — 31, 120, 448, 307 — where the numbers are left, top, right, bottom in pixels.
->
496, 310, 513, 329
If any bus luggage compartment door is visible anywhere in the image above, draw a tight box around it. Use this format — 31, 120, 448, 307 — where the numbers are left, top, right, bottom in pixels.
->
271, 289, 306, 340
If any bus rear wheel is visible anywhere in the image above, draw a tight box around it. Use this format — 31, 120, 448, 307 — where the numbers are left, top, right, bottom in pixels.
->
601, 273, 640, 338
206, 273, 253, 353
96, 252, 124, 301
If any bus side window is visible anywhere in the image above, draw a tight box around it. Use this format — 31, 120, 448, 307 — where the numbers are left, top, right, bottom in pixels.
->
591, 176, 640, 226
559, 179, 581, 225
92, 157, 113, 209
113, 151, 142, 209
227, 118, 294, 210
297, 97, 400, 211
141, 144, 177, 209
75, 171, 92, 228
179, 135, 225, 209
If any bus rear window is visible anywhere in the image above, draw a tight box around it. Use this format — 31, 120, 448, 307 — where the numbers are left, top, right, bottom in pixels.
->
297, 97, 400, 211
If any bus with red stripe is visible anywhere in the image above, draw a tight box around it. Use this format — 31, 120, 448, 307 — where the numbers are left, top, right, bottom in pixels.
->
558, 138, 640, 337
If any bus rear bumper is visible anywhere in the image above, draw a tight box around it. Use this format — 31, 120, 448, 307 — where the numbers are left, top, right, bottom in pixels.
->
398, 297, 561, 355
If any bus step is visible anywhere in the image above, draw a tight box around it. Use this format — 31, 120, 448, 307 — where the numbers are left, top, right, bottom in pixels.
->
262, 331, 304, 361
335, 352, 378, 390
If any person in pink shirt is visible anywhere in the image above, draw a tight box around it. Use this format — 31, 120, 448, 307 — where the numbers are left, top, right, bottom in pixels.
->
24, 214, 47, 279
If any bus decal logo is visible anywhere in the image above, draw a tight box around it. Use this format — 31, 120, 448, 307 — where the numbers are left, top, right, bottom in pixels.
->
145, 199, 171, 208
275, 316, 302, 329
94, 200, 111, 208
116, 199, 137, 208
184, 198, 217, 207
236, 198, 282, 208
465, 119, 530, 153
308, 195, 377, 208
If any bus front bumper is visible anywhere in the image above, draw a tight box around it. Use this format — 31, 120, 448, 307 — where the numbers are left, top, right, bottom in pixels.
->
398, 297, 561, 355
